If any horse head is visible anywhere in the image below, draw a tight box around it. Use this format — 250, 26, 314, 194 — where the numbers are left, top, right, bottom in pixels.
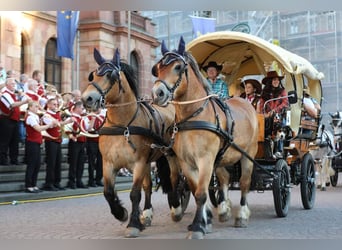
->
82, 48, 124, 111
329, 111, 342, 144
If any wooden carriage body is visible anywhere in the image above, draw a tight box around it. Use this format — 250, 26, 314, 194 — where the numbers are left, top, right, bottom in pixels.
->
186, 31, 324, 162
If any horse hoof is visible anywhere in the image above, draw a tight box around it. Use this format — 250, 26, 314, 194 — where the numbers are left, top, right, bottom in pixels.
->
205, 223, 213, 234
234, 218, 248, 228
326, 182, 331, 187
141, 216, 152, 227
321, 187, 327, 191
124, 227, 140, 238
186, 231, 204, 239
171, 213, 183, 222
218, 213, 230, 222
140, 209, 153, 227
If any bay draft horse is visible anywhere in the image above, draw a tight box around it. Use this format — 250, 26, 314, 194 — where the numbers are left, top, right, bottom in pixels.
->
310, 124, 335, 191
151, 37, 259, 239
81, 48, 178, 238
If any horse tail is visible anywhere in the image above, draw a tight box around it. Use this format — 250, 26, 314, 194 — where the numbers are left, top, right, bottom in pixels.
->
155, 155, 173, 193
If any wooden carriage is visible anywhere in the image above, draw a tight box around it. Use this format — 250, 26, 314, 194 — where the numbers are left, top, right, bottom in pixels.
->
186, 31, 324, 216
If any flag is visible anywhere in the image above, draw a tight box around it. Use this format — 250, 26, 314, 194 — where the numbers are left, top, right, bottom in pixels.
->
190, 15, 215, 38
57, 11, 80, 60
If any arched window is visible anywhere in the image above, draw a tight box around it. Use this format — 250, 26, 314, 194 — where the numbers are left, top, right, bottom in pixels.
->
20, 33, 26, 74
45, 38, 62, 92
130, 51, 139, 94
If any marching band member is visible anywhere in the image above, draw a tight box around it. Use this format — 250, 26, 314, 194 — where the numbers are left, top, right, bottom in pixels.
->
41, 98, 73, 191
85, 107, 105, 187
24, 100, 58, 193
65, 101, 87, 189
0, 78, 31, 166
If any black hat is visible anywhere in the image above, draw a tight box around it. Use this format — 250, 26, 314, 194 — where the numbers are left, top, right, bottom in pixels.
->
262, 71, 284, 85
203, 61, 223, 72
240, 79, 262, 94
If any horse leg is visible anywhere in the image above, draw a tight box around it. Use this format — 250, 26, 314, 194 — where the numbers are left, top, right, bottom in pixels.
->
140, 172, 153, 227
168, 156, 185, 222
155, 155, 184, 221
185, 162, 212, 239
125, 164, 147, 238
234, 157, 252, 228
103, 164, 128, 222
215, 167, 232, 223
314, 161, 322, 189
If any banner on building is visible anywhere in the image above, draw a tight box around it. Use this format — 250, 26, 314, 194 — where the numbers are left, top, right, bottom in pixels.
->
57, 11, 80, 60
190, 15, 216, 38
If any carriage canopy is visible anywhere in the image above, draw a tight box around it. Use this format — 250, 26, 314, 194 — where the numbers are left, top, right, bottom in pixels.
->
186, 31, 324, 134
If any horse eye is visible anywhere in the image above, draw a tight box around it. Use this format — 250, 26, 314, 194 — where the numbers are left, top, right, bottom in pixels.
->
175, 64, 182, 71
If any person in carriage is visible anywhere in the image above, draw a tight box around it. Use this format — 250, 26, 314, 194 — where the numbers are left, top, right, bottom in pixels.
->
257, 70, 289, 160
239, 78, 262, 110
203, 61, 230, 100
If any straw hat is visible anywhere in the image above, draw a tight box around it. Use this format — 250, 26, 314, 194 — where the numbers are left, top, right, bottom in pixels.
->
203, 61, 223, 72
240, 79, 262, 94
262, 71, 284, 85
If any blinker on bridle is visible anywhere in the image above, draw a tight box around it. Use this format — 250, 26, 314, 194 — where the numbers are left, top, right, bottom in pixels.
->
88, 61, 124, 108
154, 51, 189, 98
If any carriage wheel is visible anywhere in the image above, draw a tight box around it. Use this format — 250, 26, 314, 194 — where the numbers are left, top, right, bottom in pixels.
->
330, 158, 339, 187
300, 153, 316, 209
272, 159, 291, 217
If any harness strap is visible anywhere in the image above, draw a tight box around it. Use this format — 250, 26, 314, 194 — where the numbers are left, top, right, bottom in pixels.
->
99, 125, 167, 144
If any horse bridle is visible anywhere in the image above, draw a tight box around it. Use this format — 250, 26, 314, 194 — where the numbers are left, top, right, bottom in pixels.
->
88, 61, 124, 108
154, 52, 188, 101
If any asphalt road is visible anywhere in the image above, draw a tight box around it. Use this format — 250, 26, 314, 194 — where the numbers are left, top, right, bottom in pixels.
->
1, 174, 342, 239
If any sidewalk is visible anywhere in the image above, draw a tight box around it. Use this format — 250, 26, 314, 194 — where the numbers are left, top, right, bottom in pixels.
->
0, 176, 133, 205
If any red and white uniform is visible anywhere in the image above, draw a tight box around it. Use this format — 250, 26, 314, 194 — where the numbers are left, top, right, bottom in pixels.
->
0, 87, 20, 121
25, 111, 43, 144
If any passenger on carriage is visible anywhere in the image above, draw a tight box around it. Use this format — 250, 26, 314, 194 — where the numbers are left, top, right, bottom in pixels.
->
300, 87, 321, 139
203, 61, 229, 100
239, 79, 262, 110
303, 87, 321, 120
257, 71, 289, 160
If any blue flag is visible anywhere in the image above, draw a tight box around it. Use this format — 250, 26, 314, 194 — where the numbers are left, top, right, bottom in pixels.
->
190, 15, 215, 38
57, 11, 80, 60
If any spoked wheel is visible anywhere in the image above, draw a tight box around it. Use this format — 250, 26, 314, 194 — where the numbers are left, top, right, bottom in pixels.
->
300, 153, 316, 209
330, 158, 339, 187
272, 159, 291, 217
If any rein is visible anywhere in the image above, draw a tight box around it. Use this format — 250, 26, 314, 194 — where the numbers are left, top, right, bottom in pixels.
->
168, 94, 218, 105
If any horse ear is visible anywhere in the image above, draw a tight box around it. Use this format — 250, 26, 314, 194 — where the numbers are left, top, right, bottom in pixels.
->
178, 36, 185, 55
113, 48, 120, 67
161, 40, 169, 55
94, 48, 105, 65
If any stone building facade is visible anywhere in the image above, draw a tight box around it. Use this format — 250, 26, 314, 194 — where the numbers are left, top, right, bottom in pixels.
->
0, 11, 159, 96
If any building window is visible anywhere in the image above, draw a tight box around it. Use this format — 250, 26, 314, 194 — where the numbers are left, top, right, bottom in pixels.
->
20, 33, 26, 74
45, 38, 62, 92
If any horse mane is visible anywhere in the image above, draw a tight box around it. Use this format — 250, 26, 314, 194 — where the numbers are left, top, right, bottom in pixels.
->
119, 61, 139, 99
183, 51, 211, 94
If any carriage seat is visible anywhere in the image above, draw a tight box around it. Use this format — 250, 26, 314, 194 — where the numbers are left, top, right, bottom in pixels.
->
296, 108, 321, 140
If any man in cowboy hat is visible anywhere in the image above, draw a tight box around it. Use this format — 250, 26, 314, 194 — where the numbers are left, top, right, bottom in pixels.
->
203, 61, 229, 100
240, 79, 262, 110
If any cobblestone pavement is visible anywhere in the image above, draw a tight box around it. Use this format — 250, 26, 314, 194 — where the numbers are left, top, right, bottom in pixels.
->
1, 176, 342, 239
